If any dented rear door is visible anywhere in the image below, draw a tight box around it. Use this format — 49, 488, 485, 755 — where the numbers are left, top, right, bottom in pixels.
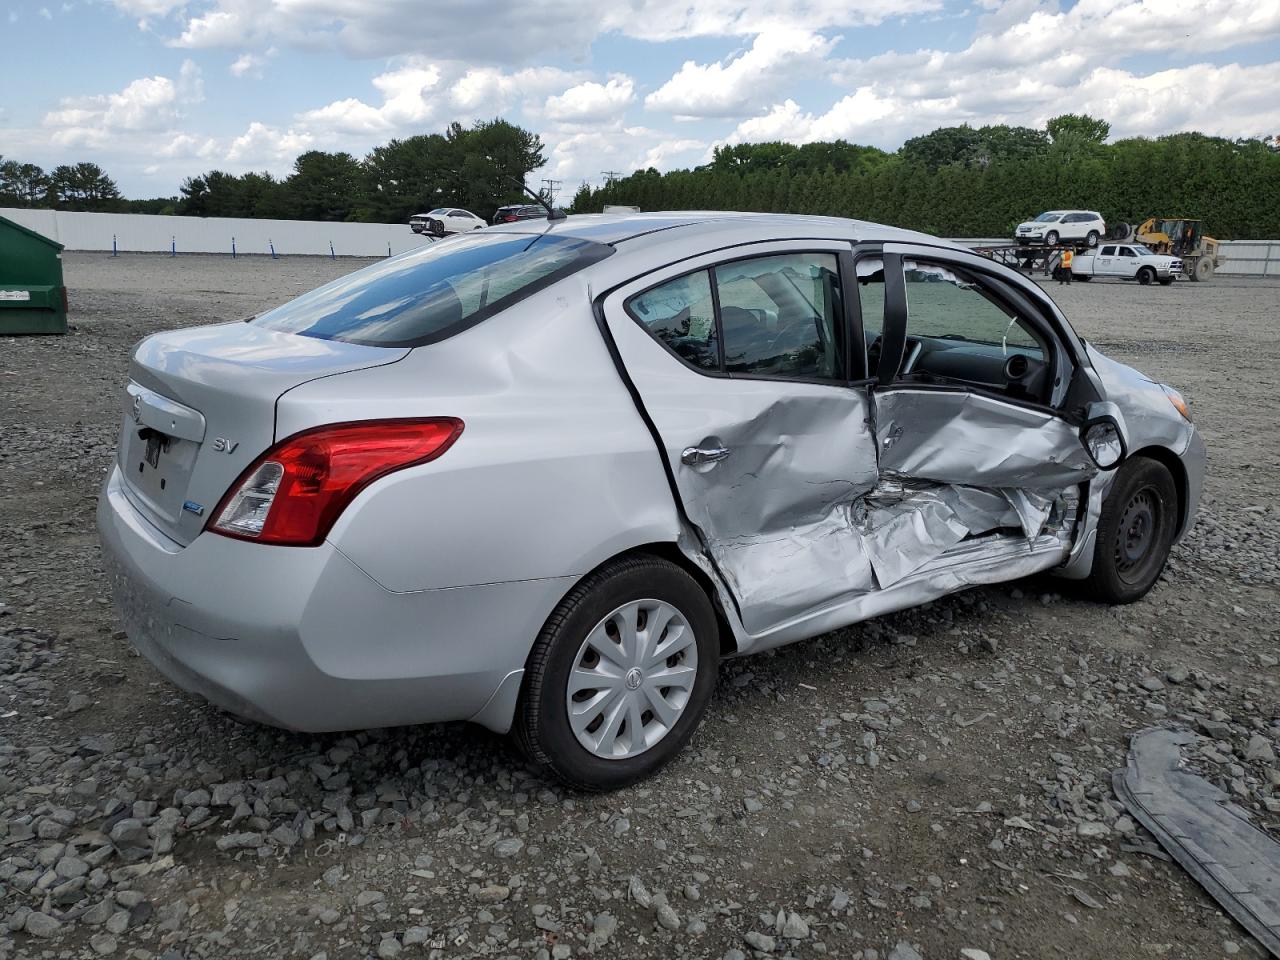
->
599, 242, 882, 635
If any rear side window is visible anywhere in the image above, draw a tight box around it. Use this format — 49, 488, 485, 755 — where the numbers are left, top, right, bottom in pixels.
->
714, 253, 843, 379
252, 233, 612, 347
626, 251, 846, 381
628, 271, 718, 371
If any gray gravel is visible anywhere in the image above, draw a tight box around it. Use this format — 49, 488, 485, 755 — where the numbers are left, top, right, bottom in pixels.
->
1, 254, 1278, 959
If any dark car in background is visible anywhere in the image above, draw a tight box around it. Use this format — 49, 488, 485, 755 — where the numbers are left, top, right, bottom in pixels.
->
492, 204, 548, 225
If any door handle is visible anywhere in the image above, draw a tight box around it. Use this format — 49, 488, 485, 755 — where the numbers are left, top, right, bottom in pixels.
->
681, 445, 731, 466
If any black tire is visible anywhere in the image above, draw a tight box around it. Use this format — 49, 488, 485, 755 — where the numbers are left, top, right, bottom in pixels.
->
1086, 230, 1099, 248
1045, 230, 1060, 246
514, 555, 719, 791
1075, 274, 1091, 282
1082, 458, 1178, 604
1137, 266, 1155, 285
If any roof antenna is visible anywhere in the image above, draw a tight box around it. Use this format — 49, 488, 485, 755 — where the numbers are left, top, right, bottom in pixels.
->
506, 175, 566, 221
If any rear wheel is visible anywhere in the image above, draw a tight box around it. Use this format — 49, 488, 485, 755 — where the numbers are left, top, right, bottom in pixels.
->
1082, 458, 1178, 604
514, 555, 719, 790
1137, 266, 1155, 285
1086, 230, 1099, 248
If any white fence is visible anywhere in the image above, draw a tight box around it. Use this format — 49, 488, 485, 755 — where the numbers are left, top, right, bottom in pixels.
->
1217, 240, 1280, 277
0, 208, 427, 258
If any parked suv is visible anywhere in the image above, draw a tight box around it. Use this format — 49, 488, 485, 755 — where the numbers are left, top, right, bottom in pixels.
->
1014, 211, 1105, 247
493, 204, 547, 225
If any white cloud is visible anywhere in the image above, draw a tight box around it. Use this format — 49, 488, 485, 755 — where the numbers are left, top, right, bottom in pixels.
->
646, 29, 836, 119
225, 121, 314, 165
599, 0, 940, 41
712, 0, 1280, 153
297, 61, 579, 141
229, 51, 268, 77
42, 60, 204, 147
542, 126, 706, 185
544, 77, 635, 124
106, 0, 188, 16
168, 0, 598, 59
154, 0, 939, 60
726, 59, 1280, 150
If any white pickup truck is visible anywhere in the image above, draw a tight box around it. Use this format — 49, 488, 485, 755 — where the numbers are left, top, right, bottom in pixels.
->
1070, 243, 1183, 285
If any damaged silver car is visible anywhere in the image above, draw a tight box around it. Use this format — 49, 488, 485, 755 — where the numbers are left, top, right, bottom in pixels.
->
98, 213, 1205, 790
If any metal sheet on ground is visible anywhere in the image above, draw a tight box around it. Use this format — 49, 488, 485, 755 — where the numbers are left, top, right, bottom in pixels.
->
1114, 728, 1280, 959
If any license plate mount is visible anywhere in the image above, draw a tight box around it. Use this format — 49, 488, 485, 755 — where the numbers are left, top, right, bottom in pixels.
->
143, 429, 170, 469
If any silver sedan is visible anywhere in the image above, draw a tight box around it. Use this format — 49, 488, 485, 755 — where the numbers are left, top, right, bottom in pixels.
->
98, 213, 1205, 789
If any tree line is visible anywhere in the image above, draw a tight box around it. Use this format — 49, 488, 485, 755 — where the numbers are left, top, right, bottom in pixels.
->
6, 114, 1278, 237
0, 160, 128, 212
177, 118, 545, 224
571, 115, 1280, 239
0, 118, 546, 223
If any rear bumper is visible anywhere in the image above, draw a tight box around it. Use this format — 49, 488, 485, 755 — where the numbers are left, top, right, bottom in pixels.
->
97, 465, 568, 733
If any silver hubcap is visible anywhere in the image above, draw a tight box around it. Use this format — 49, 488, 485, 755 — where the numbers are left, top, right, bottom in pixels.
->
566, 599, 698, 760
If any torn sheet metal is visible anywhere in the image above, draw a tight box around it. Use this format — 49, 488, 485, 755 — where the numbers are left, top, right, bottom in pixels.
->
875, 388, 1098, 490
1114, 728, 1280, 959
851, 479, 1060, 588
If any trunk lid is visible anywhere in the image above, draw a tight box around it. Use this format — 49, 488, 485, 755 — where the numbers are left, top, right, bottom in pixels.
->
117, 321, 408, 545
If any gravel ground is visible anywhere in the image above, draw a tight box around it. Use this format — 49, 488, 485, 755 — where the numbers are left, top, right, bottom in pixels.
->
1, 253, 1278, 960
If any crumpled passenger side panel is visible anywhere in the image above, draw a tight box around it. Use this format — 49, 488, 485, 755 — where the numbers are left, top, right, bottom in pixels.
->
875, 389, 1098, 490
673, 391, 880, 635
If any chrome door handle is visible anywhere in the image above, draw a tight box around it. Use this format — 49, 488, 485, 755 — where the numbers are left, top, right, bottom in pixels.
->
681, 445, 731, 466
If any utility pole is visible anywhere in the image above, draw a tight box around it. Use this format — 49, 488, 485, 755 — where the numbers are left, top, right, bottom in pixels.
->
601, 170, 622, 186
540, 179, 562, 205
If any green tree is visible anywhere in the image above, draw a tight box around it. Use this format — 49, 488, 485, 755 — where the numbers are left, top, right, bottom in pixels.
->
48, 162, 123, 211
287, 151, 362, 221
0, 159, 50, 207
1047, 114, 1111, 145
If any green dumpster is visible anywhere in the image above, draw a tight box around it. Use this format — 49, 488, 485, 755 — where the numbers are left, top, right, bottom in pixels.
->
0, 214, 68, 335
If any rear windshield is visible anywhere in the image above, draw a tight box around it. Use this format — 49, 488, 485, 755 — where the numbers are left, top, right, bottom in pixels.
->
251, 232, 612, 347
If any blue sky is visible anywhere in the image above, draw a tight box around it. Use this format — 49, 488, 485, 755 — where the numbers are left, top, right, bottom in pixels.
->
3, 0, 1278, 200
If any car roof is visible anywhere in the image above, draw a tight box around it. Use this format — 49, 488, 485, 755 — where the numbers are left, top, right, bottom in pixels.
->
487, 211, 951, 249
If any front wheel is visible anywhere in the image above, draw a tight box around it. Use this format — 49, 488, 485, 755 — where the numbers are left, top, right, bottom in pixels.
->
1137, 266, 1155, 285
1082, 458, 1178, 604
1045, 230, 1060, 246
514, 555, 719, 790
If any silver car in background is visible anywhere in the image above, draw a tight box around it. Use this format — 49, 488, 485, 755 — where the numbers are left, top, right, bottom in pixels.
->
99, 213, 1204, 790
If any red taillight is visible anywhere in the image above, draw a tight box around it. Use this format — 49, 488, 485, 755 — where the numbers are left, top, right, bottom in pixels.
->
207, 418, 463, 547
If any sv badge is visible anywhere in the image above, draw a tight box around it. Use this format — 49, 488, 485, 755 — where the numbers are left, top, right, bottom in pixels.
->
212, 437, 240, 454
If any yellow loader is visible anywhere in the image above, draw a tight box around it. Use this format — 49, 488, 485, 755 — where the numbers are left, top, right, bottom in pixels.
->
1115, 218, 1221, 282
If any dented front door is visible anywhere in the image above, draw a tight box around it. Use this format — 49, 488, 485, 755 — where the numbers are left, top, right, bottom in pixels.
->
600, 243, 882, 635
854, 246, 1100, 586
